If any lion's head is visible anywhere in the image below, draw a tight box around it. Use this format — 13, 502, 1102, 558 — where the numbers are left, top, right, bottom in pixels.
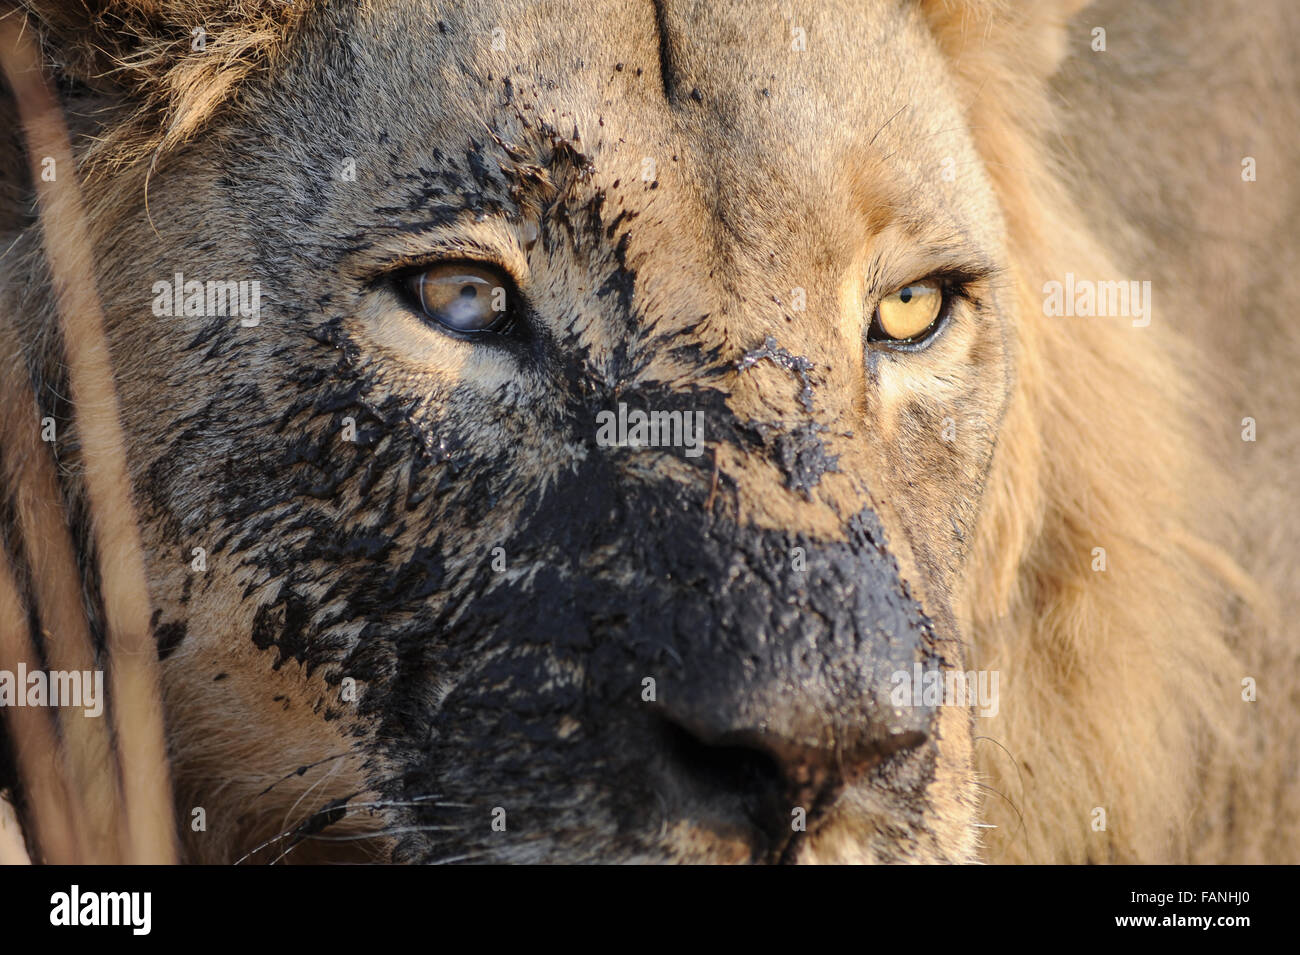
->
3, 0, 1279, 865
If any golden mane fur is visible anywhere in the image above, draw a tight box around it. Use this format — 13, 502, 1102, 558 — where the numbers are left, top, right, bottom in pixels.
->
924, 0, 1299, 862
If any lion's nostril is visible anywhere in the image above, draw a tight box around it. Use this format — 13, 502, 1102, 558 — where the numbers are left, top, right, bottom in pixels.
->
656, 715, 790, 801
653, 710, 927, 858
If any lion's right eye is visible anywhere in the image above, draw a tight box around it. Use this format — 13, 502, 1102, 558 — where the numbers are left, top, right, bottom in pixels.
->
403, 262, 513, 335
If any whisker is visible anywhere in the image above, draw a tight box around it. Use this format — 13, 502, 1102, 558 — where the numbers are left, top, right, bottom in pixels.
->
299, 825, 464, 842
868, 103, 910, 147
254, 751, 358, 798
235, 792, 472, 864
972, 734, 1029, 858
971, 780, 1026, 860
277, 757, 345, 852
426, 851, 494, 865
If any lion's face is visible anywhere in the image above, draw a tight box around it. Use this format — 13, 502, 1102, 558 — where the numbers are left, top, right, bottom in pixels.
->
117, 0, 1015, 862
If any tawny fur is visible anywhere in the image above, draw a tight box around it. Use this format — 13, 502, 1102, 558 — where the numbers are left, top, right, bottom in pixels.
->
1, 0, 1296, 864
919, 0, 1299, 862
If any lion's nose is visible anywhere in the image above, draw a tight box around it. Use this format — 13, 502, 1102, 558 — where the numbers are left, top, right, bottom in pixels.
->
653, 705, 928, 855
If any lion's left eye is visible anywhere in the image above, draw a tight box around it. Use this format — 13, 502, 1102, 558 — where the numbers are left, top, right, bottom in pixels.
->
869, 280, 946, 345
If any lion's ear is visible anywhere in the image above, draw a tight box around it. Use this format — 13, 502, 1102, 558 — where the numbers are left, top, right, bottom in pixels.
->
918, 0, 1093, 81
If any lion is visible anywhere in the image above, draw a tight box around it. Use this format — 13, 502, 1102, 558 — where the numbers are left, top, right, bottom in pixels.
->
0, 0, 1296, 865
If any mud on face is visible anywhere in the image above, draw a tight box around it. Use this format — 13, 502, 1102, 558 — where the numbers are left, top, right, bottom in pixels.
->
107, 0, 1015, 862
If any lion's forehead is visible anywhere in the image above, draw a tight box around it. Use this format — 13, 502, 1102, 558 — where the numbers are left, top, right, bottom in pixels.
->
266, 0, 994, 255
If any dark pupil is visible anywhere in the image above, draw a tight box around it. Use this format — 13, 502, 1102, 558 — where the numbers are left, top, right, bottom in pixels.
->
460, 285, 477, 299
899, 287, 913, 304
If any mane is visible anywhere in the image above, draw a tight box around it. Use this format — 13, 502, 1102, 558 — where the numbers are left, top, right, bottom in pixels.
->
921, 0, 1263, 861
11, 1, 312, 172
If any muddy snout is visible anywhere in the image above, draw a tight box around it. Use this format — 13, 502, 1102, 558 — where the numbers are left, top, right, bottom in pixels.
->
417, 450, 944, 856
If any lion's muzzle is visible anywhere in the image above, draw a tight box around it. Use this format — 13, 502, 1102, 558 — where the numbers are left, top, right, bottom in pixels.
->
380, 433, 946, 863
